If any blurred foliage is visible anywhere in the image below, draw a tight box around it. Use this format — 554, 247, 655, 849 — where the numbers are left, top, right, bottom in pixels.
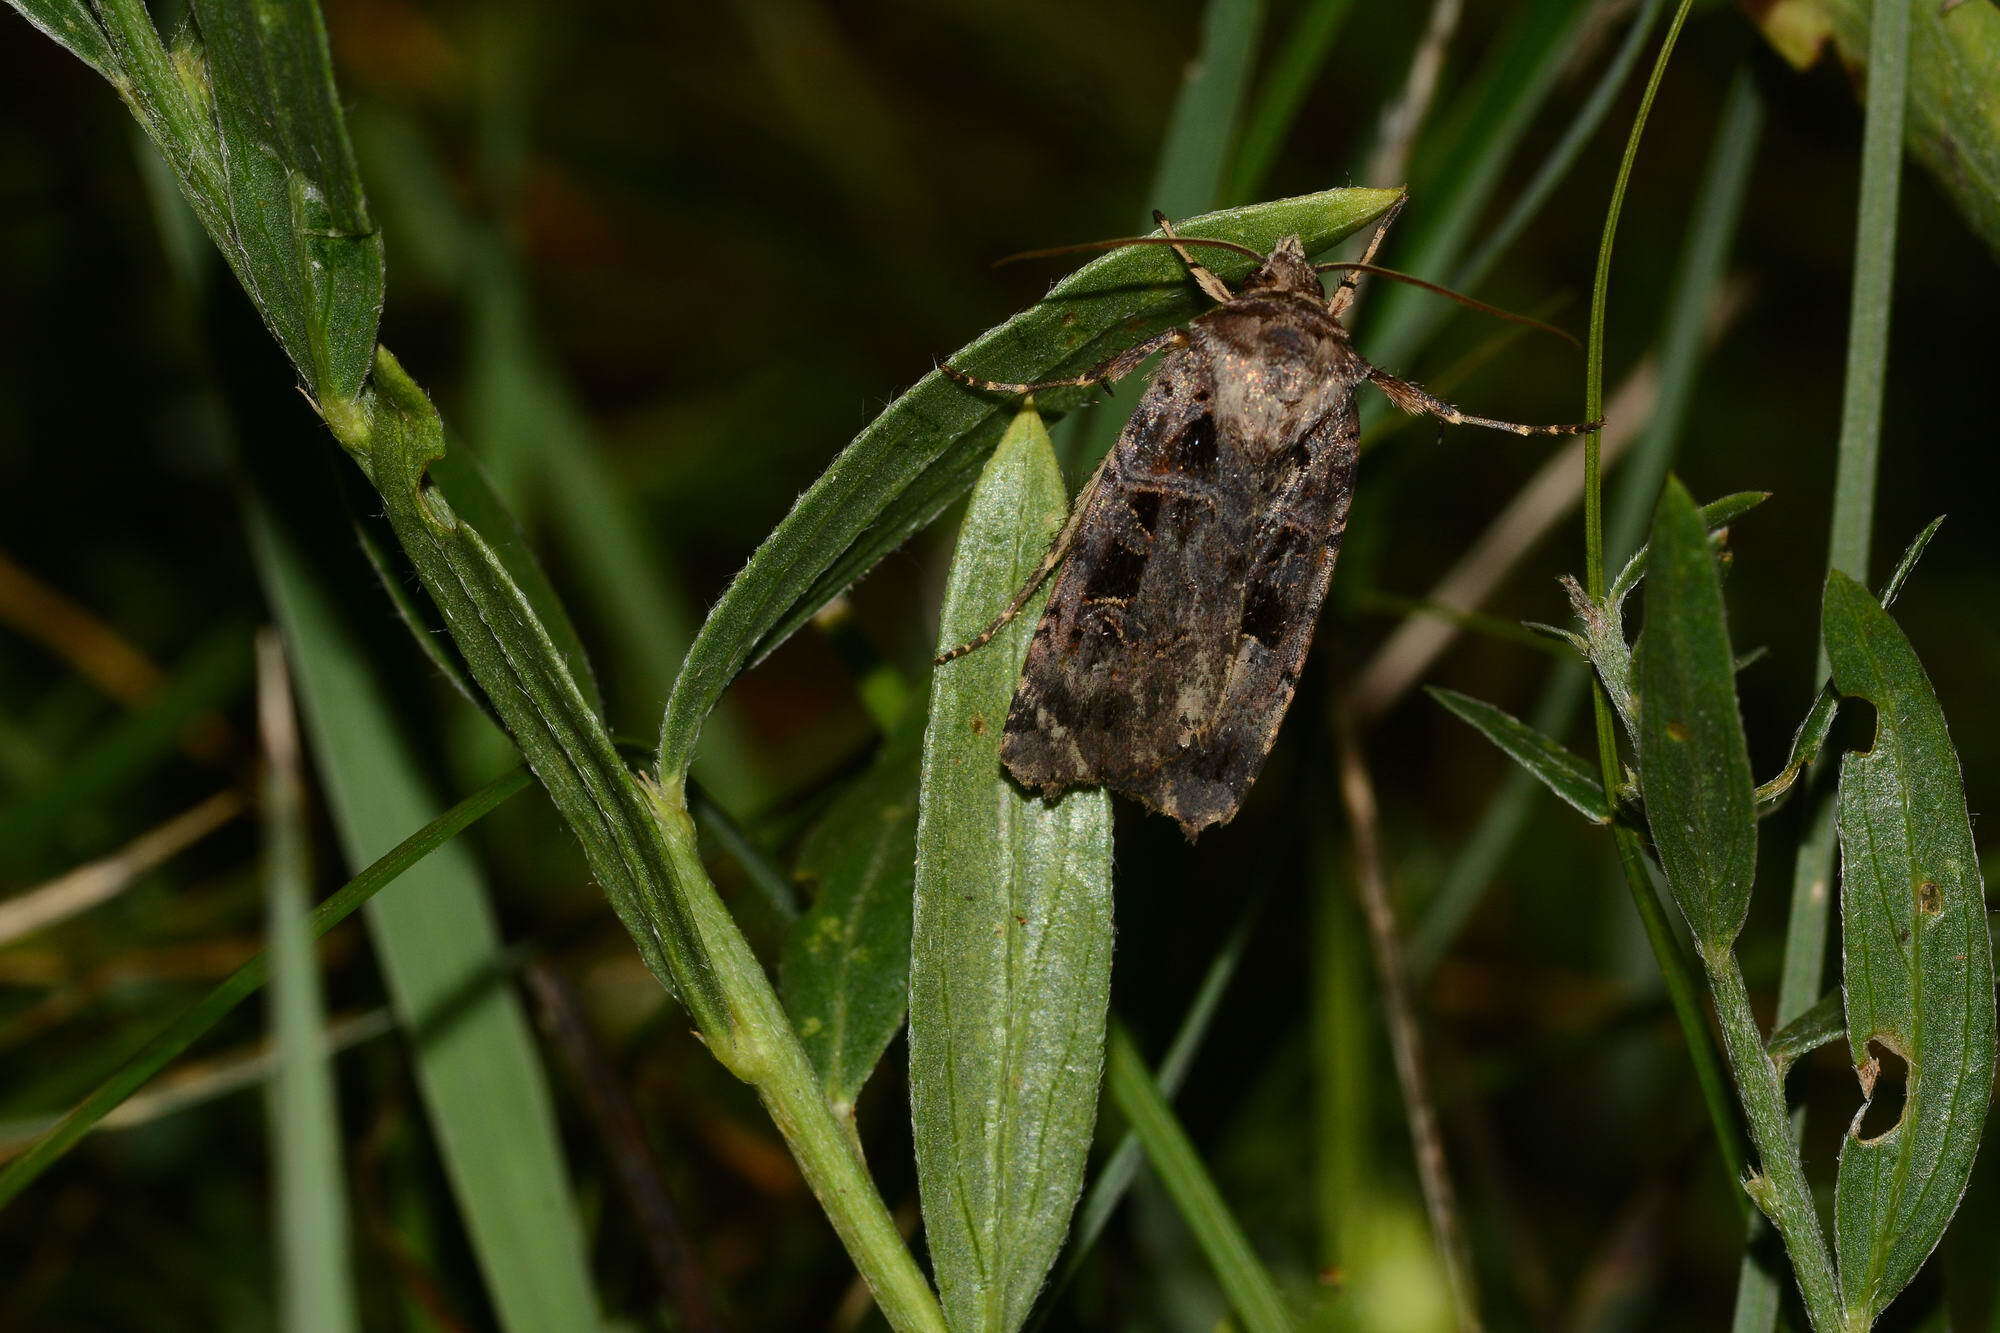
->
2, 0, 1999, 1329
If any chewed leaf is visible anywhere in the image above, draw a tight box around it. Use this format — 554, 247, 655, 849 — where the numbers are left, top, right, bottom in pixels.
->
1635, 478, 1757, 956
1824, 570, 1995, 1325
910, 406, 1113, 1333
1428, 687, 1609, 822
656, 187, 1402, 780
1756, 518, 1946, 816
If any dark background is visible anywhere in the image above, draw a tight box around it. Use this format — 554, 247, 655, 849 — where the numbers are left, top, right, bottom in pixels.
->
2, 1, 1997, 1328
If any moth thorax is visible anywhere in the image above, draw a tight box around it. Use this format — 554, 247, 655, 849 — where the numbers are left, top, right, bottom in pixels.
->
1239, 236, 1321, 297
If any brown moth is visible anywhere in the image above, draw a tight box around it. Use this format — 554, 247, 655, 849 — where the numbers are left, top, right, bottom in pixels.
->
939, 202, 1596, 838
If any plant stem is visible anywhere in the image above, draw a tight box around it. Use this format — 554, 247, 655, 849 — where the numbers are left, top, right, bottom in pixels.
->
1578, 0, 1750, 1203
649, 785, 947, 1333
1706, 950, 1842, 1330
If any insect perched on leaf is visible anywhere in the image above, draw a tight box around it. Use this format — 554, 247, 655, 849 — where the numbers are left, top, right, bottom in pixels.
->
938, 199, 1598, 838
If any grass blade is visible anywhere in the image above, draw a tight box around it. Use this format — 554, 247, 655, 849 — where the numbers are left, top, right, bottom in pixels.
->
1747, 0, 2000, 257
256, 633, 357, 1333
1105, 1022, 1292, 1333
0, 761, 532, 1207
1825, 572, 1996, 1325
0, 625, 251, 849
1148, 0, 1264, 221
1360, 0, 1595, 369
1227, 0, 1357, 203
249, 500, 603, 1333
910, 406, 1113, 1333
1635, 477, 1756, 957
781, 715, 921, 1114
1428, 686, 1609, 822
655, 188, 1400, 780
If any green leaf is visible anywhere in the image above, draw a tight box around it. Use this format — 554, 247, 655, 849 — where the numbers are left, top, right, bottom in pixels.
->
249, 501, 603, 1333
256, 637, 358, 1333
1227, 0, 1358, 203
185, 0, 384, 403
1427, 686, 1610, 822
1755, 518, 1945, 816
0, 757, 532, 1207
656, 187, 1401, 780
357, 346, 727, 1033
1635, 476, 1756, 957
0, 625, 252, 850
4, 0, 117, 74
1748, 0, 2000, 259
781, 716, 921, 1112
1104, 1023, 1293, 1333
1607, 490, 1770, 608
1767, 989, 1846, 1076
1823, 570, 1996, 1325
909, 406, 1113, 1333
1148, 0, 1263, 220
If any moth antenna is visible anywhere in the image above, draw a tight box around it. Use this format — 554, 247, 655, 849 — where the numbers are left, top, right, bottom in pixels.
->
1314, 262, 1582, 349
995, 234, 1266, 268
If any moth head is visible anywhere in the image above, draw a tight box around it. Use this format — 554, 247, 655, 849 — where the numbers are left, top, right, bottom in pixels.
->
1238, 235, 1322, 298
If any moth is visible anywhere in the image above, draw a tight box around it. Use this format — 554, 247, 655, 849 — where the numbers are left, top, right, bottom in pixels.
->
940, 201, 1597, 838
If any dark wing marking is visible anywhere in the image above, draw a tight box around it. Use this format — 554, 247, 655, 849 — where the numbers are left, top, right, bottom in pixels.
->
1133, 394, 1360, 836
1000, 344, 1253, 792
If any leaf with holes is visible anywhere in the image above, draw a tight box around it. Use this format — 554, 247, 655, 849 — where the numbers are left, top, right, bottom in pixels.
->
1635, 477, 1757, 957
909, 406, 1113, 1333
1824, 569, 1996, 1325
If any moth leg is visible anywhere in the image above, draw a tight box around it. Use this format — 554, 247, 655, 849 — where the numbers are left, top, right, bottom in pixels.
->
940, 327, 1190, 397
1328, 191, 1409, 320
1152, 211, 1234, 305
1367, 366, 1602, 437
934, 446, 1118, 665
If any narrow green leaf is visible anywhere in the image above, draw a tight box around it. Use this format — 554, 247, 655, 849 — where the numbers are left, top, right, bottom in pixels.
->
1104, 1023, 1293, 1333
249, 500, 603, 1333
3, 0, 116, 74
1361, 0, 1597, 369
0, 762, 531, 1207
1756, 519, 1945, 815
655, 188, 1401, 780
1148, 0, 1263, 221
781, 716, 921, 1111
910, 406, 1113, 1333
359, 346, 726, 1033
421, 448, 604, 718
186, 0, 383, 403
1824, 570, 1996, 1324
1049, 902, 1263, 1319
257, 636, 358, 1333
1768, 989, 1846, 1076
1608, 491, 1771, 607
1450, 0, 1666, 296
1227, 0, 1358, 203
340, 352, 944, 1332
1748, 0, 2000, 259
0, 625, 252, 848
1635, 476, 1756, 957
1427, 686, 1609, 822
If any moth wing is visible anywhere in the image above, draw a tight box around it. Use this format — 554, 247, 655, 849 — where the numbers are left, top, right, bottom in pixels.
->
1136, 397, 1360, 836
1000, 347, 1252, 791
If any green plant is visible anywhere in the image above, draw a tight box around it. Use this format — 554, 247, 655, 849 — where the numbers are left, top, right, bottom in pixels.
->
4, 1, 1997, 1330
